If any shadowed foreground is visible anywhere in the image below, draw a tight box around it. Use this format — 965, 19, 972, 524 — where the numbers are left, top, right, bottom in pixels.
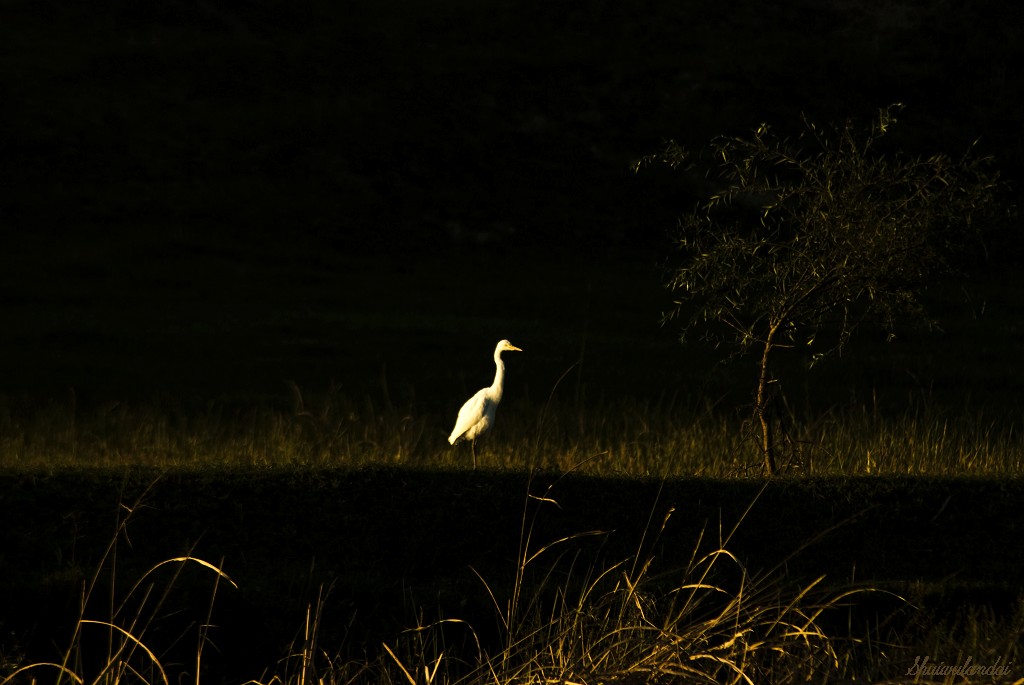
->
1, 468, 1021, 682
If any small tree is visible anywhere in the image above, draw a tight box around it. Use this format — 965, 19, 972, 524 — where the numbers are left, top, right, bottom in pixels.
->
637, 105, 1001, 475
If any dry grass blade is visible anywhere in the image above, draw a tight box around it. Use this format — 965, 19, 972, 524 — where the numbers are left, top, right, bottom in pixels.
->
139, 556, 238, 589
521, 530, 605, 568
382, 642, 433, 685
0, 662, 85, 685
80, 619, 169, 685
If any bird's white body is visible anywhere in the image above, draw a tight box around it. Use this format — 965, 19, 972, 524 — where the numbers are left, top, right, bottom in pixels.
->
448, 340, 522, 448
448, 388, 497, 444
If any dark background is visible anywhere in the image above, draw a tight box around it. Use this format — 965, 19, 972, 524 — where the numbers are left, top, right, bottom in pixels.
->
2, 0, 1023, 413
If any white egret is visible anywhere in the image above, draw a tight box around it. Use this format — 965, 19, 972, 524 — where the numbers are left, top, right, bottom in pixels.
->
448, 339, 523, 468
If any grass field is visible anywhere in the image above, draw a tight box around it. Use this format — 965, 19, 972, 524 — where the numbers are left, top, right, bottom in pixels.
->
2, 384, 1023, 477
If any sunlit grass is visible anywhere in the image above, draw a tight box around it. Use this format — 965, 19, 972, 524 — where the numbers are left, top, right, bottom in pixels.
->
0, 484, 236, 685
372, 492, 858, 685
1, 389, 1021, 476
4, 476, 1021, 685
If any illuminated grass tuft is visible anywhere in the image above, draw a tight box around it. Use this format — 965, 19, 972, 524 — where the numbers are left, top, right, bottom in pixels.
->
0, 484, 235, 685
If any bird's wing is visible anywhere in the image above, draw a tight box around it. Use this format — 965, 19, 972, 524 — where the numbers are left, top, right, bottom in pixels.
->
449, 388, 487, 443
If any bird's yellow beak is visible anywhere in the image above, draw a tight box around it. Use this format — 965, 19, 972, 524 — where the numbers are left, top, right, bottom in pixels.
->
509, 344, 523, 352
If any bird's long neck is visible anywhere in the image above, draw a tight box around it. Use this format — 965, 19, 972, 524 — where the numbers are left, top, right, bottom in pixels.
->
490, 350, 506, 402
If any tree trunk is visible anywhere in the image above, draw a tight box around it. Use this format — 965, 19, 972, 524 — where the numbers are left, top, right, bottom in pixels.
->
756, 333, 777, 476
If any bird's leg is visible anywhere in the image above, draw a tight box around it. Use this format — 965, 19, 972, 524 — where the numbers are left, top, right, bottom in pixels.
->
471, 440, 477, 470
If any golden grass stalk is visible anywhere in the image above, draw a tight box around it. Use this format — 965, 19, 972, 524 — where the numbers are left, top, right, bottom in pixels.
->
1, 483, 236, 685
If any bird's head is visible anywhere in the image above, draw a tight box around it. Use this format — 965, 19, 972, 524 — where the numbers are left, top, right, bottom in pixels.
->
497, 339, 523, 353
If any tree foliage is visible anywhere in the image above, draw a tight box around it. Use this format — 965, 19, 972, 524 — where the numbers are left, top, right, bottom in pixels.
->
638, 105, 1002, 473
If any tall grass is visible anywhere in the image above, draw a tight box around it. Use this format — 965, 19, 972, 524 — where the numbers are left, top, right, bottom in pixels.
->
1, 389, 1021, 476
431, 477, 858, 684
257, 477, 1024, 682
0, 483, 236, 685
7, 478, 1020, 685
